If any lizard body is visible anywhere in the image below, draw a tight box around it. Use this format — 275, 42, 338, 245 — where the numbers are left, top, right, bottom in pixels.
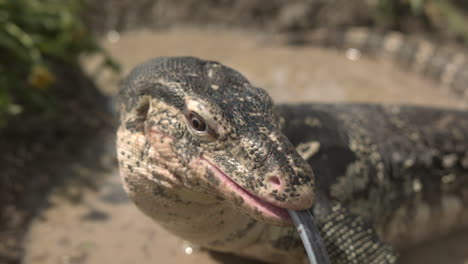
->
284, 28, 468, 102
117, 56, 468, 264
278, 103, 468, 248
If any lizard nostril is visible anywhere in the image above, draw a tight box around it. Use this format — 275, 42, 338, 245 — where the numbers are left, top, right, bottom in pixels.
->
267, 176, 282, 189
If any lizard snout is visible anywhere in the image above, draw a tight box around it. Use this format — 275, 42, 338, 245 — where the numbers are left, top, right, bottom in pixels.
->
258, 136, 316, 211
266, 175, 284, 190
261, 167, 315, 211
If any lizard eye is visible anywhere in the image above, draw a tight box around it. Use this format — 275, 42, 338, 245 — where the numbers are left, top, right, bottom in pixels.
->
188, 112, 207, 132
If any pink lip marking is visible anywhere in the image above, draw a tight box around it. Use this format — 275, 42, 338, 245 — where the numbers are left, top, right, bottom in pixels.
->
200, 157, 291, 222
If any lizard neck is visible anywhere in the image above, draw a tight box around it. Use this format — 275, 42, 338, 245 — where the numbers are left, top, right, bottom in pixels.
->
121, 162, 305, 263
117, 127, 263, 250
124, 170, 265, 250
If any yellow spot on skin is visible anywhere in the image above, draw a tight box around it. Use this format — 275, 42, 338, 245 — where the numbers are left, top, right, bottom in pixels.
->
443, 154, 458, 168
278, 117, 286, 129
442, 174, 456, 184
413, 179, 422, 192
296, 141, 320, 160
404, 159, 415, 168
304, 117, 321, 127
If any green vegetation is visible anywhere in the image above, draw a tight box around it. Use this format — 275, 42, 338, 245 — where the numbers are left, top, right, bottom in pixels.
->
375, 0, 468, 42
0, 0, 118, 127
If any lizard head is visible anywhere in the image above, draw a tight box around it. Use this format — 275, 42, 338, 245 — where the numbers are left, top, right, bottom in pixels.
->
117, 57, 314, 226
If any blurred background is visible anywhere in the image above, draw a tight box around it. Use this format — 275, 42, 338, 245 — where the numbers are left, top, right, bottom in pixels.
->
1, 0, 468, 264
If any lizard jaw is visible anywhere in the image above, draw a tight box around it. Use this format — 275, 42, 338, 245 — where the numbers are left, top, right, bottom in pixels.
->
199, 157, 292, 225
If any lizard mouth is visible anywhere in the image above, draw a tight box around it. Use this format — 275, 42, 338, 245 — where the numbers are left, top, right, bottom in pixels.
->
200, 157, 291, 225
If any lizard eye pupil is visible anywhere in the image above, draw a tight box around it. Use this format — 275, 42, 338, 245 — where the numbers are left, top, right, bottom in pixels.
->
189, 112, 207, 132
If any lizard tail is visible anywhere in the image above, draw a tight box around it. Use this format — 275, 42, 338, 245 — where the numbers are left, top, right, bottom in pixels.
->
281, 28, 468, 103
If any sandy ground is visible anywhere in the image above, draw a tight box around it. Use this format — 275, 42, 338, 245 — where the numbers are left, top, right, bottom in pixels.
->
22, 28, 468, 264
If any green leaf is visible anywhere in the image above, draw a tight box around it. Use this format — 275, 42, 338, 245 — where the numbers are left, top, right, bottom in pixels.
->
0, 0, 120, 127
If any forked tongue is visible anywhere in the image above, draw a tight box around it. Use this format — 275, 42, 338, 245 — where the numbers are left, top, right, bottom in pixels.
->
288, 209, 331, 264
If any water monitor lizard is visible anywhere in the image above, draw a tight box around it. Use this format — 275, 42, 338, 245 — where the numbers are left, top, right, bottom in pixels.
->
116, 56, 468, 263
281, 28, 468, 101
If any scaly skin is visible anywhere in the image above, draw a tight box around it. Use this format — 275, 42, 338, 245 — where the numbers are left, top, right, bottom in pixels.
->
117, 56, 468, 264
283, 27, 468, 101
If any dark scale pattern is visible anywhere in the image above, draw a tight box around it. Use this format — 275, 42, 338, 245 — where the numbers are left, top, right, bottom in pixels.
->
117, 56, 468, 264
317, 203, 397, 264
277, 103, 468, 248
284, 28, 468, 101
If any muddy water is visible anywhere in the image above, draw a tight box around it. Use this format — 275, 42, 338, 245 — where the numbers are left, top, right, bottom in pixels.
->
23, 28, 468, 264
